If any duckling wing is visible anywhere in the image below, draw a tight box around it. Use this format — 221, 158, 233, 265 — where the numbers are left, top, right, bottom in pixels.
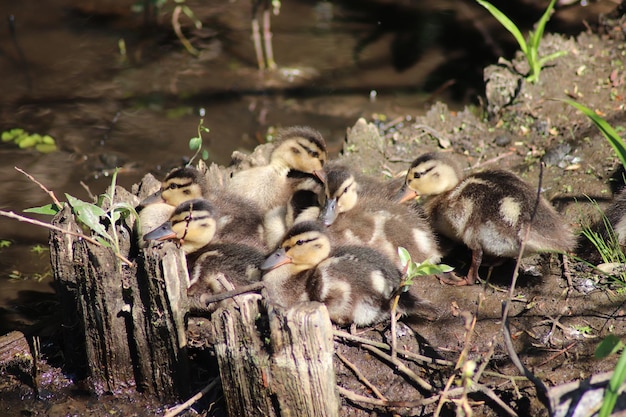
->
188, 243, 265, 295
308, 246, 402, 326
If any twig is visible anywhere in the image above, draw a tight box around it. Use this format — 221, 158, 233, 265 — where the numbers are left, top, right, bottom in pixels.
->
14, 167, 62, 207
333, 329, 453, 366
0, 210, 134, 267
500, 161, 551, 414
471, 151, 515, 170
538, 341, 577, 366
434, 374, 457, 417
196, 282, 265, 306
476, 384, 519, 417
337, 385, 467, 408
336, 351, 387, 401
164, 378, 220, 417
474, 335, 497, 383
360, 344, 433, 391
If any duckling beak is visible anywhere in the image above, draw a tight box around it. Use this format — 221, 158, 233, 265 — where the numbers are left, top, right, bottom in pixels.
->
319, 197, 338, 226
313, 169, 326, 184
143, 221, 178, 242
138, 190, 166, 208
261, 247, 292, 271
395, 184, 419, 203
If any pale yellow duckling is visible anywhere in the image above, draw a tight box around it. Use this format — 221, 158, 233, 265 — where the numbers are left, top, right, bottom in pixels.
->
261, 221, 429, 327
143, 199, 264, 298
319, 164, 442, 267
396, 152, 576, 285
139, 166, 266, 251
227, 126, 327, 211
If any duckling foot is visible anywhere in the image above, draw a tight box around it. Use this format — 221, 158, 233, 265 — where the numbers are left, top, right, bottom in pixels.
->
437, 271, 474, 286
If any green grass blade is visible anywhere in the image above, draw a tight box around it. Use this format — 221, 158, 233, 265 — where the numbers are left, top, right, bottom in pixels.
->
563, 99, 626, 168
529, 0, 557, 54
599, 346, 626, 417
476, 0, 528, 55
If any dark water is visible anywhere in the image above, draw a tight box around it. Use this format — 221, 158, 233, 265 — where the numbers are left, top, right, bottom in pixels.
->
0, 0, 617, 411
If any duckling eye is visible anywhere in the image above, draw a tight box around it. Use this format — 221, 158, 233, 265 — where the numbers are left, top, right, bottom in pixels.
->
413, 172, 422, 179
311, 151, 319, 158
296, 240, 304, 246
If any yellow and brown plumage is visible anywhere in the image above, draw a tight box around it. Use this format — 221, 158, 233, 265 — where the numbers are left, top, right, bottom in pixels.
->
396, 152, 576, 285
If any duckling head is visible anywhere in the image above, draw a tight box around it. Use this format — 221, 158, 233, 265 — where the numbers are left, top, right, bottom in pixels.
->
144, 199, 217, 254
396, 152, 463, 202
261, 221, 331, 273
161, 166, 208, 207
270, 126, 327, 182
320, 167, 358, 226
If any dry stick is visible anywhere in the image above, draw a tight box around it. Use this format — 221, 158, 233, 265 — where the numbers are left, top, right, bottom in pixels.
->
163, 378, 220, 417
501, 161, 552, 414
337, 385, 467, 408
475, 384, 519, 417
14, 166, 62, 207
335, 351, 387, 401
333, 329, 454, 367
360, 344, 433, 391
0, 210, 134, 267
471, 151, 515, 170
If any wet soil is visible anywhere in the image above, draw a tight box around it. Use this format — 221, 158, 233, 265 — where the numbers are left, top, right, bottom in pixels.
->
1, 0, 626, 416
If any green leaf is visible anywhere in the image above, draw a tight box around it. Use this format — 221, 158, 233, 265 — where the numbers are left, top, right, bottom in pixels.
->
189, 137, 202, 151
398, 247, 411, 268
476, 0, 528, 55
595, 335, 624, 359
537, 50, 568, 68
201, 149, 209, 160
65, 194, 109, 237
563, 99, 626, 168
24, 203, 62, 215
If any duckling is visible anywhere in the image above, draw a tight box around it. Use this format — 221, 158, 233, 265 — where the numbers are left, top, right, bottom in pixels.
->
140, 166, 267, 251
263, 177, 324, 248
261, 221, 428, 327
319, 164, 442, 267
143, 199, 265, 299
396, 152, 576, 285
227, 126, 327, 211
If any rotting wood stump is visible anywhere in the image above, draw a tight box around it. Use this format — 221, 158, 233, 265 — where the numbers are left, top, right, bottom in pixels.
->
47, 170, 341, 416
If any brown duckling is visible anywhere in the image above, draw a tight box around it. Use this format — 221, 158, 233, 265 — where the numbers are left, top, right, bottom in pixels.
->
140, 166, 267, 251
319, 164, 442, 267
261, 221, 429, 327
396, 152, 576, 285
143, 199, 264, 299
227, 126, 327, 211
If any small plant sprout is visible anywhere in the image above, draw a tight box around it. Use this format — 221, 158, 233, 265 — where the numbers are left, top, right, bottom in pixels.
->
187, 118, 210, 166
389, 247, 453, 358
25, 168, 138, 266
477, 0, 567, 84
595, 335, 626, 417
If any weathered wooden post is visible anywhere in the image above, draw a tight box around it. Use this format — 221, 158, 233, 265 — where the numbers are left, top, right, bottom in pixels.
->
210, 296, 340, 417
49, 187, 190, 402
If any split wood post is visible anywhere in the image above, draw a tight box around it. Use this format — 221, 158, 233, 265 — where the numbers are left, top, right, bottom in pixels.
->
268, 302, 340, 417
210, 294, 277, 417
49, 195, 190, 401
210, 297, 339, 417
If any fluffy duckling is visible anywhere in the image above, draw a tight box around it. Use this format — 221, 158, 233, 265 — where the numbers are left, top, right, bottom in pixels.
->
396, 152, 576, 285
261, 221, 427, 327
143, 199, 264, 297
140, 166, 267, 251
263, 177, 324, 248
227, 126, 328, 211
319, 164, 442, 267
